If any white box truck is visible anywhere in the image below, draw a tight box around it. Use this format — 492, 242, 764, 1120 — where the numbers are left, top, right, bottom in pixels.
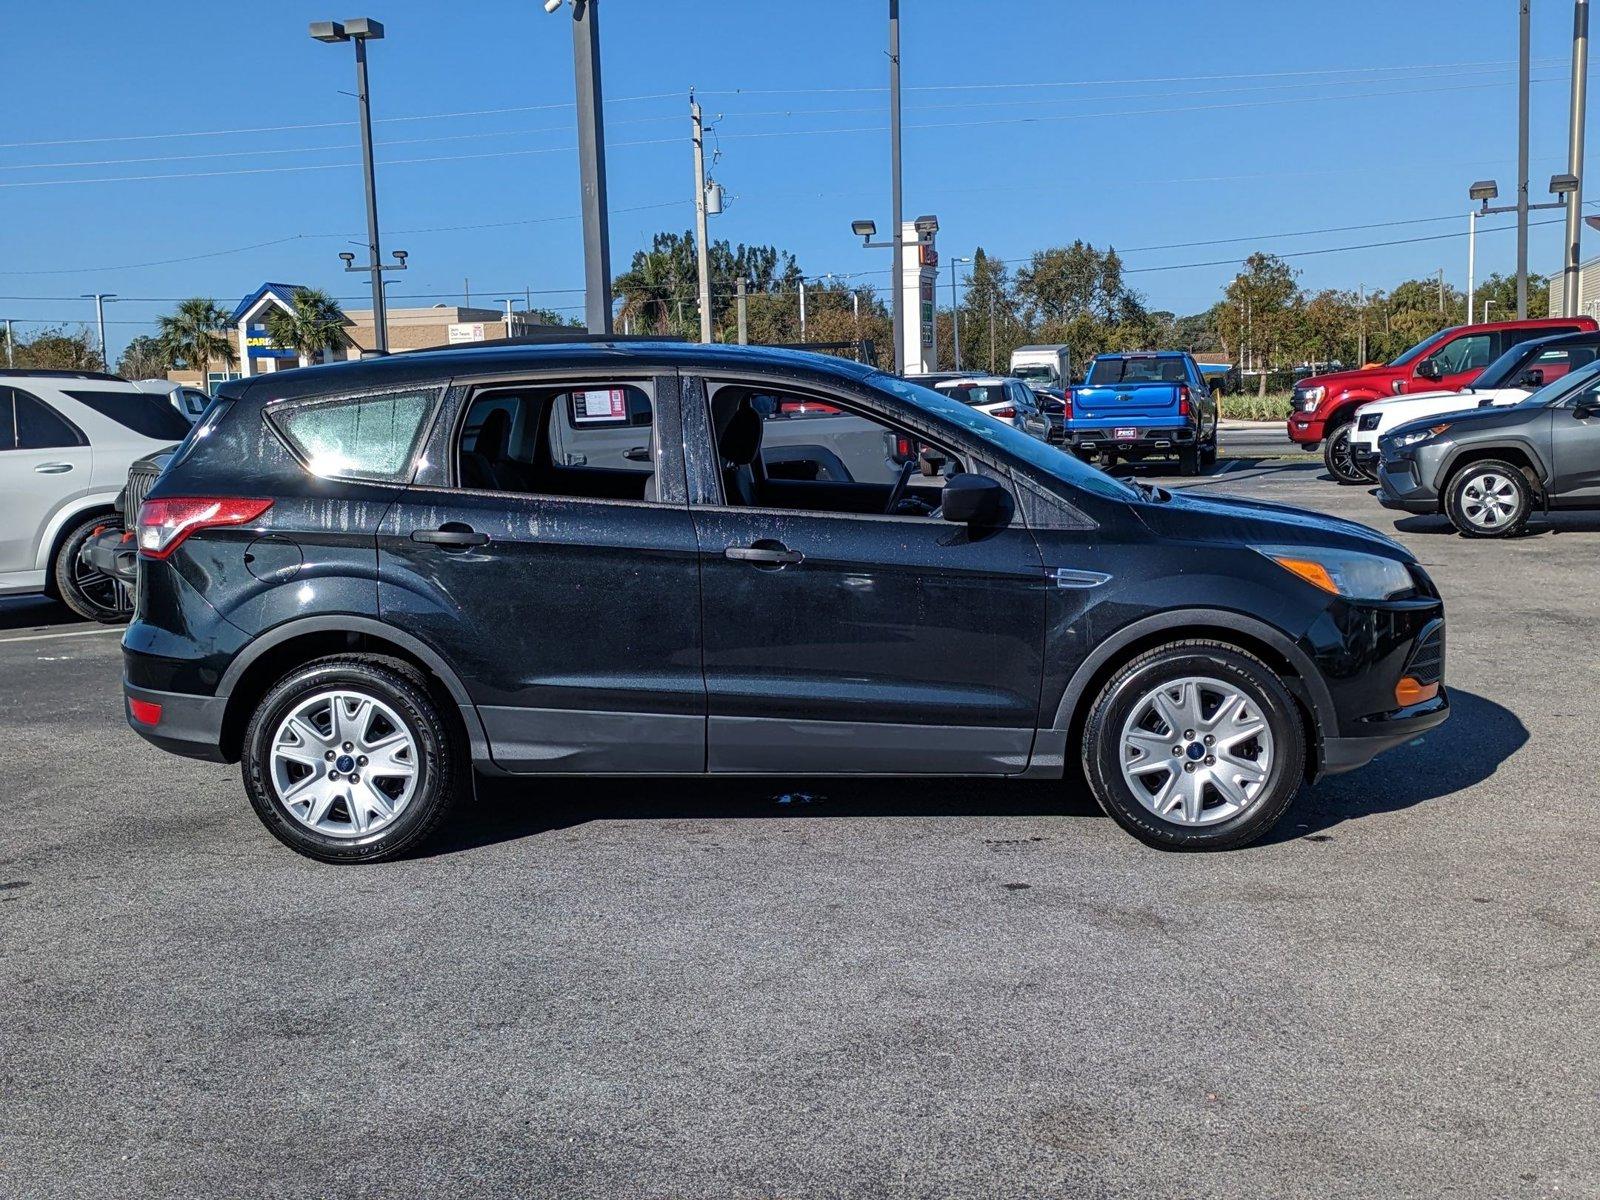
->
1009, 345, 1072, 390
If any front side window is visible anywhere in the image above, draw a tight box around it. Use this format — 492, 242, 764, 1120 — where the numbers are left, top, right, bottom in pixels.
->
64, 388, 191, 441
1425, 334, 1493, 375
9, 389, 84, 450
272, 389, 434, 480
455, 381, 658, 501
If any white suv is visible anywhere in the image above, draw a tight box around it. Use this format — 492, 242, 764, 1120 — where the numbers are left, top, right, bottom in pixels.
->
0, 371, 192, 620
1348, 332, 1600, 473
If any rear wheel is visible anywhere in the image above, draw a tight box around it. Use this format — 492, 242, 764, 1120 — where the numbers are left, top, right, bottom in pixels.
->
53, 512, 132, 624
1081, 641, 1306, 850
241, 655, 466, 863
1199, 415, 1219, 468
1323, 423, 1372, 484
1444, 459, 1532, 538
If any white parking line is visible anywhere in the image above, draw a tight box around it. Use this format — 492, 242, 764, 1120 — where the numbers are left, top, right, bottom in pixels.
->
0, 626, 124, 647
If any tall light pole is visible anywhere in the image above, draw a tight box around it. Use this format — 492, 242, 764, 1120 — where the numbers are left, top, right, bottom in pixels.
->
888, 0, 905, 374
80, 293, 115, 367
1471, 174, 1578, 321
949, 255, 970, 371
1517, 0, 1532, 319
1564, 0, 1590, 316
546, 0, 613, 333
310, 18, 405, 354
1466, 203, 1480, 321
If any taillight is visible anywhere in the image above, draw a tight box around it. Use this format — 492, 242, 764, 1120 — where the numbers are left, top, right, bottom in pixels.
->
128, 697, 163, 726
890, 433, 915, 462
1062, 391, 1075, 420
137, 497, 272, 560
993, 406, 1016, 419
1177, 385, 1191, 417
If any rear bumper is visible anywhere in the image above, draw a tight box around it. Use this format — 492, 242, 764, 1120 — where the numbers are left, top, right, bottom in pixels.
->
124, 681, 230, 763
1065, 424, 1196, 456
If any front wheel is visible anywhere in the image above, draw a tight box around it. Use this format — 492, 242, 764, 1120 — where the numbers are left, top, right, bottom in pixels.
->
1081, 641, 1306, 850
241, 655, 466, 863
1444, 459, 1532, 538
1323, 423, 1372, 484
53, 512, 133, 623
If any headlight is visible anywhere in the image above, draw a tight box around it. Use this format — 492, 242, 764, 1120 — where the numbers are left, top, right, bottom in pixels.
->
1298, 385, 1325, 408
1390, 422, 1451, 450
1257, 546, 1415, 600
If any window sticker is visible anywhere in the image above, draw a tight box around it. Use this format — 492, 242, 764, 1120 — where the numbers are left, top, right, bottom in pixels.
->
570, 388, 629, 426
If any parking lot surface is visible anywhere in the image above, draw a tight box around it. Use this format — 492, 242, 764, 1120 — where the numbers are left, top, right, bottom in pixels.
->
2, 455, 1596, 1200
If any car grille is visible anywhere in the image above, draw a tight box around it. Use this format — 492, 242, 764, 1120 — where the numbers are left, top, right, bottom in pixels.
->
1405, 620, 1445, 687
121, 463, 161, 523
1358, 413, 1382, 432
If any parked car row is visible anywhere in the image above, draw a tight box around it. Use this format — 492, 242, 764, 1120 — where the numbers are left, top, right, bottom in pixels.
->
1285, 321, 1600, 538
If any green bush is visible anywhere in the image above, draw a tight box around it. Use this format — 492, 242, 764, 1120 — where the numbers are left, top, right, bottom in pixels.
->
1220, 392, 1292, 421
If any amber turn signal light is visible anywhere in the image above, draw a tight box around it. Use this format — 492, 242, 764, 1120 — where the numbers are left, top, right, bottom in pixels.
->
1394, 676, 1438, 707
1271, 556, 1339, 595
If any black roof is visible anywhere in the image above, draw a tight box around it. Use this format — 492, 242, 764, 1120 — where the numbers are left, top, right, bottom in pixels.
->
223, 341, 884, 402
0, 369, 125, 381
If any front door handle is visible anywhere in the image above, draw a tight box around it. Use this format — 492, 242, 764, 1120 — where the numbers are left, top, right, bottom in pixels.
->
411, 524, 490, 548
34, 462, 73, 474
725, 541, 803, 567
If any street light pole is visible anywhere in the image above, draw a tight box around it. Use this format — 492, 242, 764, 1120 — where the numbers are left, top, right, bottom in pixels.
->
888, 0, 905, 374
80, 293, 115, 367
551, 0, 614, 334
1518, 0, 1532, 318
950, 255, 970, 371
1467, 208, 1477, 322
1564, 0, 1590, 316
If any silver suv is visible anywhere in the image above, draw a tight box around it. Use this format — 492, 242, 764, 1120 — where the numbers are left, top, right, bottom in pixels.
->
0, 370, 191, 620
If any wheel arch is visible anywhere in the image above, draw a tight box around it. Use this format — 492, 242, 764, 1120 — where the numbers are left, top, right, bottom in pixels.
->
1036, 610, 1334, 783
215, 616, 488, 765
38, 498, 121, 598
1434, 439, 1549, 497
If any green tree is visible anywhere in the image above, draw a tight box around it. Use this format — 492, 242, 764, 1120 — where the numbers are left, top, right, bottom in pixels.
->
117, 334, 174, 380
1471, 271, 1551, 324
158, 298, 235, 386
263, 287, 346, 366
1015, 241, 1143, 326
13, 325, 103, 372
1222, 253, 1302, 395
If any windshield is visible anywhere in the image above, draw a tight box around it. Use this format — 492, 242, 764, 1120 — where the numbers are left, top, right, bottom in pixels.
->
1085, 356, 1187, 384
1012, 364, 1058, 383
937, 382, 1009, 407
870, 373, 1140, 503
1388, 327, 1457, 368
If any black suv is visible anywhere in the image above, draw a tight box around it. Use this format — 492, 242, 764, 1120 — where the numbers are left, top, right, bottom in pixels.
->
124, 342, 1448, 862
1377, 356, 1600, 537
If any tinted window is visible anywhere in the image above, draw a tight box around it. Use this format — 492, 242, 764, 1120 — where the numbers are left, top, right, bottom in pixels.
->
1084, 357, 1189, 384
11, 389, 84, 450
937, 382, 1009, 407
274, 389, 434, 479
1424, 334, 1493, 375
64, 388, 191, 440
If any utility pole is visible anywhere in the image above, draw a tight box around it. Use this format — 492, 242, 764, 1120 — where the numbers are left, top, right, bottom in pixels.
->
3, 319, 13, 368
1438, 267, 1445, 313
851, 290, 861, 341
735, 277, 748, 344
503, 298, 515, 338
80, 293, 115, 367
1565, 0, 1590, 316
950, 257, 963, 371
1517, 0, 1532, 319
988, 291, 996, 373
691, 92, 713, 343
569, 0, 613, 333
1358, 285, 1367, 365
888, 0, 905, 374
799, 278, 808, 343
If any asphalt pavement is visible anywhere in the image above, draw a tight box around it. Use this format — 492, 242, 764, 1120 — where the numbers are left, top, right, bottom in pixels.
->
2, 458, 1597, 1200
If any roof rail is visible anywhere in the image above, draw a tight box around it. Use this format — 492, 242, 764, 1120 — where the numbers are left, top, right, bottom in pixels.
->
0, 368, 126, 381
419, 332, 688, 353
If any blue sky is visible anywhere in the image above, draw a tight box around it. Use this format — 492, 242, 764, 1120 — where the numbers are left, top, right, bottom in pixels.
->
2, 0, 1595, 360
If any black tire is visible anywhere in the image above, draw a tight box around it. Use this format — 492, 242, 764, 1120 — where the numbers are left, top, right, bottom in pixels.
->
241, 654, 466, 863
1081, 640, 1306, 851
1177, 445, 1201, 476
1100, 453, 1118, 471
1322, 423, 1372, 484
1444, 459, 1533, 539
53, 512, 132, 624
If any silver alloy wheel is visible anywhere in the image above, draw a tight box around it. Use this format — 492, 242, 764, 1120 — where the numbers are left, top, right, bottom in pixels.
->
1459, 471, 1520, 529
1118, 676, 1275, 826
269, 689, 418, 838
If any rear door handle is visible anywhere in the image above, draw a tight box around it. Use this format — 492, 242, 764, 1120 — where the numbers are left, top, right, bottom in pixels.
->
725, 543, 803, 566
411, 525, 490, 548
34, 462, 73, 474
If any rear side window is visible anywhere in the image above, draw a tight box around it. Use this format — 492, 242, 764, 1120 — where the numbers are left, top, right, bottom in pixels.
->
272, 389, 435, 480
64, 388, 191, 440
7, 388, 85, 450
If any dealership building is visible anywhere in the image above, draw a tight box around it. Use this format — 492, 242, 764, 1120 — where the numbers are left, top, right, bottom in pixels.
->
170, 282, 561, 390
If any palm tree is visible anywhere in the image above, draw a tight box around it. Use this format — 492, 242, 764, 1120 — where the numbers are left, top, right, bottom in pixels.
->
263, 287, 347, 367
615, 247, 684, 336
157, 298, 235, 392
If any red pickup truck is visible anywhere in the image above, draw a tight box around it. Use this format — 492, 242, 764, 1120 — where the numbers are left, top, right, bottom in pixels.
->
1287, 315, 1597, 482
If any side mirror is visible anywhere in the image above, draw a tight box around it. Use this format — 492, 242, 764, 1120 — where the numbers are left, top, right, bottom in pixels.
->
1574, 399, 1600, 419
1416, 359, 1444, 382
917, 446, 947, 477
1516, 368, 1544, 388
939, 472, 1005, 526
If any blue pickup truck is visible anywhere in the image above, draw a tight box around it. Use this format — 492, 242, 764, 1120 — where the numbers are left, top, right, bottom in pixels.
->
1063, 351, 1219, 475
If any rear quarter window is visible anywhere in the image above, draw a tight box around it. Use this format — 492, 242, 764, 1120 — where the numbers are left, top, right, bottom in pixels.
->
270, 388, 437, 480
64, 388, 191, 440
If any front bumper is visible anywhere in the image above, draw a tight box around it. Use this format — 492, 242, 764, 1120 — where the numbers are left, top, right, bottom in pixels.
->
1066, 425, 1195, 457
1287, 411, 1326, 445
1376, 452, 1440, 513
80, 526, 139, 586
1350, 442, 1381, 473
1320, 693, 1450, 774
124, 681, 230, 763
